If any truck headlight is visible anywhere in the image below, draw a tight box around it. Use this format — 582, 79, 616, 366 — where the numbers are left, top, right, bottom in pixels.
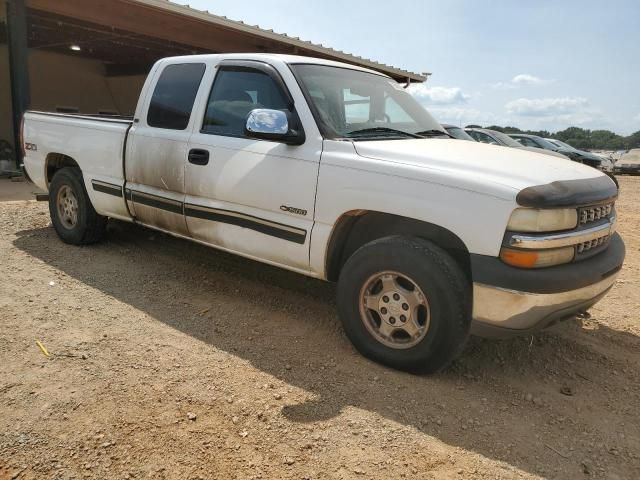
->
500, 246, 575, 268
507, 208, 577, 233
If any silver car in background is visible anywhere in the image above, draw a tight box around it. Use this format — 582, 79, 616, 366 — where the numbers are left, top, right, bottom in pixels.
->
466, 128, 571, 160
442, 124, 476, 141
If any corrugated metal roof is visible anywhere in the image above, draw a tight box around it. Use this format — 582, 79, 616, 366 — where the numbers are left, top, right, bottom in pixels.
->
133, 0, 427, 82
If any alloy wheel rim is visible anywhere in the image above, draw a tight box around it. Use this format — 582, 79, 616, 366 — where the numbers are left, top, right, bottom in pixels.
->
358, 271, 431, 349
56, 185, 79, 230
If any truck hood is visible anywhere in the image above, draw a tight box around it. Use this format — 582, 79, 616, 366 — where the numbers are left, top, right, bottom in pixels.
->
353, 138, 604, 200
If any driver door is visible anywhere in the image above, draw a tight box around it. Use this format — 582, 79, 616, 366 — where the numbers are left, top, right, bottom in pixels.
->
184, 61, 322, 270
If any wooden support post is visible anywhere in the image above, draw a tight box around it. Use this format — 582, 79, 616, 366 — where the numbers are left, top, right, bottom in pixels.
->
7, 0, 30, 167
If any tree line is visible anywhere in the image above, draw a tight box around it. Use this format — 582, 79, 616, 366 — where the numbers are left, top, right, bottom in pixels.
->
472, 126, 640, 151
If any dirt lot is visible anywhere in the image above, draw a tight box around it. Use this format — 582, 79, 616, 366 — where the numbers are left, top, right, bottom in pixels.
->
1, 177, 639, 480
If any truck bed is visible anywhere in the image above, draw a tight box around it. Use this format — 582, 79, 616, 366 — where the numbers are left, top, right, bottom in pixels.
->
22, 110, 134, 221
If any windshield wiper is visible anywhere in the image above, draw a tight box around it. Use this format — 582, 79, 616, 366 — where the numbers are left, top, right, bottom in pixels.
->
415, 129, 451, 138
345, 127, 422, 139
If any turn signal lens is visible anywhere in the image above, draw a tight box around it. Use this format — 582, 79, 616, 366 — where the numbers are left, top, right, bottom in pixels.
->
507, 208, 578, 233
500, 246, 575, 268
500, 249, 539, 268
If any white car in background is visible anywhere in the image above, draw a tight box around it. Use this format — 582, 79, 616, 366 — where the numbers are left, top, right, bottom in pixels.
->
614, 149, 640, 175
598, 157, 615, 173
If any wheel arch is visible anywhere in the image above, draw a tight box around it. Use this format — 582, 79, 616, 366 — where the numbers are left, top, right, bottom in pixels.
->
45, 153, 80, 186
325, 210, 471, 283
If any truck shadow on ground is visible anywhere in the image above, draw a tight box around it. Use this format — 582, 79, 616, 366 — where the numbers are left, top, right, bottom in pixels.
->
13, 220, 639, 479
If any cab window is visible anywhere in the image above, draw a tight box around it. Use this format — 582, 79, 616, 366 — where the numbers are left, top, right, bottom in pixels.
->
202, 69, 289, 137
147, 63, 206, 130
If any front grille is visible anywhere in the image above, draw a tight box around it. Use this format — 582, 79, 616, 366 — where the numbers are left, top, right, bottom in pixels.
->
576, 234, 610, 254
579, 203, 613, 225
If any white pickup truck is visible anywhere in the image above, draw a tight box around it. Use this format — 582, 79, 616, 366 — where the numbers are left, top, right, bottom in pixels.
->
22, 54, 624, 372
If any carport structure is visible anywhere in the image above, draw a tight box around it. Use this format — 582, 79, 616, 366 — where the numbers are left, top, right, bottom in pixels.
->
0, 0, 426, 168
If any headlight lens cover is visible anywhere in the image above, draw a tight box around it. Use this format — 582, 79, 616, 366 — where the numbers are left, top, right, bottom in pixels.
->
507, 208, 578, 233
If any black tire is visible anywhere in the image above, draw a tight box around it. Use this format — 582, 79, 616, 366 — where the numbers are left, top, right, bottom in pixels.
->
49, 167, 107, 245
337, 236, 471, 373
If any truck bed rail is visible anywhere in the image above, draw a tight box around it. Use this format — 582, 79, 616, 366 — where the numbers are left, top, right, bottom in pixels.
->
26, 110, 133, 125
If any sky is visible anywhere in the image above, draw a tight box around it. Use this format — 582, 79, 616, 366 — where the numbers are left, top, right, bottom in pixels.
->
175, 0, 639, 135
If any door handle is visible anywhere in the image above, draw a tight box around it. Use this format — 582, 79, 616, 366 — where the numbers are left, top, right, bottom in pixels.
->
188, 149, 210, 165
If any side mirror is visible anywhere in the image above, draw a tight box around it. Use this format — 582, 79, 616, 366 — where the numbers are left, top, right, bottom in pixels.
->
245, 109, 305, 145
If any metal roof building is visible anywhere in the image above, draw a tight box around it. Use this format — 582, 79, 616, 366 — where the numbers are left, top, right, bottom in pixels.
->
0, 0, 425, 169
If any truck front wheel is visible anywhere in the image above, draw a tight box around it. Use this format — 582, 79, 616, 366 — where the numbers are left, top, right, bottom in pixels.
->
337, 236, 471, 373
49, 167, 107, 245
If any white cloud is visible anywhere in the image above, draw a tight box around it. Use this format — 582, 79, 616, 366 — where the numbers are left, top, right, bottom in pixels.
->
491, 81, 517, 90
407, 84, 470, 105
503, 96, 609, 130
492, 74, 552, 89
505, 97, 589, 116
634, 112, 640, 122
547, 113, 597, 126
512, 74, 547, 86
508, 113, 609, 132
428, 107, 497, 126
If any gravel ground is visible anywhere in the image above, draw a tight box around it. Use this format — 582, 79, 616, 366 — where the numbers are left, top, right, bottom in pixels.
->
0, 177, 639, 480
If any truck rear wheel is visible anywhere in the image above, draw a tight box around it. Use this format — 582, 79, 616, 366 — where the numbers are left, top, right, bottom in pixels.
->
337, 236, 471, 373
49, 167, 107, 245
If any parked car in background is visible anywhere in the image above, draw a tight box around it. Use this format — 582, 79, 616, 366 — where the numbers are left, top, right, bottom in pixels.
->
466, 128, 570, 159
612, 150, 628, 163
442, 124, 476, 141
589, 151, 615, 173
599, 158, 615, 173
544, 138, 605, 170
614, 149, 640, 175
510, 134, 602, 170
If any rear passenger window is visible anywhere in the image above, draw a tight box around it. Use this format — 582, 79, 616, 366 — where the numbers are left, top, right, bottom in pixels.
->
147, 63, 206, 130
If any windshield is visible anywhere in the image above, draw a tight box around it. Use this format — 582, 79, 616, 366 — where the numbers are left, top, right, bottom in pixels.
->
445, 126, 475, 141
490, 130, 522, 148
290, 64, 445, 140
514, 135, 560, 150
548, 139, 577, 151
533, 136, 565, 150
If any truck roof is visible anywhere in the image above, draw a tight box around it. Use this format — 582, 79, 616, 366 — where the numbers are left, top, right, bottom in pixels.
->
156, 53, 391, 79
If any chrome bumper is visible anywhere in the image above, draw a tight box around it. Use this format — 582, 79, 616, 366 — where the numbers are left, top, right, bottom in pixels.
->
508, 215, 615, 250
471, 273, 618, 336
